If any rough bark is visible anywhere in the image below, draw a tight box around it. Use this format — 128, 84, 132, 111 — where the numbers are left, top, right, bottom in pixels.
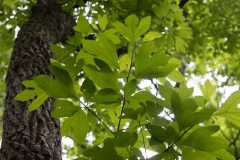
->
0, 0, 75, 159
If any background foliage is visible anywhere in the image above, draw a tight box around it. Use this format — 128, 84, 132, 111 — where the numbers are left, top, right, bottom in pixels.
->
1, 0, 240, 159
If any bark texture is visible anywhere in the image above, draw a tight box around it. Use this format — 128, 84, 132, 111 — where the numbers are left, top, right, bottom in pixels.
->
0, 0, 75, 159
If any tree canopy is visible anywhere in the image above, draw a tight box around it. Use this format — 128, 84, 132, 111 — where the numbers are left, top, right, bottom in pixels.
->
0, 0, 240, 159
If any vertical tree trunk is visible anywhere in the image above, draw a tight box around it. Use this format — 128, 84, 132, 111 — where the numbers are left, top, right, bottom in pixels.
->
0, 0, 74, 159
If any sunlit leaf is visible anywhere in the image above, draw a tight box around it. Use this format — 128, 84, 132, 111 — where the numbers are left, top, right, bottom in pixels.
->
214, 91, 240, 126
98, 14, 108, 30
143, 31, 162, 42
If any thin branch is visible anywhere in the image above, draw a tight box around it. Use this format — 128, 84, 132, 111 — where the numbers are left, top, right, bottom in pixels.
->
151, 79, 159, 96
164, 110, 175, 121
231, 129, 240, 145
163, 126, 192, 153
79, 100, 115, 136
117, 43, 137, 131
229, 129, 240, 159
220, 129, 231, 142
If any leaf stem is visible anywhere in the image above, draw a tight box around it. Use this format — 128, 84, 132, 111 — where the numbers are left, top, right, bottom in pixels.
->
163, 126, 192, 153
79, 100, 115, 136
117, 43, 137, 132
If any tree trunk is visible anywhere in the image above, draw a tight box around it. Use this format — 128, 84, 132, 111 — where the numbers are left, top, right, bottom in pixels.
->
0, 0, 74, 159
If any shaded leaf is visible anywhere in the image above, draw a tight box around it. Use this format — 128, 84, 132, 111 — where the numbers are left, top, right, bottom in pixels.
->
182, 126, 228, 151
83, 64, 119, 90
95, 88, 122, 104
52, 100, 79, 118
62, 110, 89, 144
74, 16, 93, 35
81, 78, 96, 100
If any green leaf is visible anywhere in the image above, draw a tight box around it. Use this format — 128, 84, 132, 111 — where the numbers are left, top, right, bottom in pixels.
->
145, 101, 163, 117
50, 44, 65, 60
182, 147, 216, 160
125, 14, 139, 27
62, 57, 84, 81
50, 65, 73, 87
114, 21, 131, 41
175, 36, 187, 53
34, 66, 75, 98
84, 138, 123, 160
130, 91, 164, 106
147, 125, 168, 142
51, 100, 79, 118
95, 88, 122, 104
114, 15, 151, 42
135, 16, 151, 38
102, 29, 121, 44
81, 78, 96, 100
167, 70, 185, 82
98, 14, 108, 30
149, 147, 179, 160
83, 65, 119, 90
199, 80, 216, 100
143, 31, 162, 42
15, 79, 49, 111
50, 43, 75, 61
15, 89, 37, 101
171, 92, 215, 130
213, 149, 235, 160
74, 16, 93, 35
182, 148, 234, 160
82, 35, 119, 69
158, 84, 174, 107
135, 42, 180, 78
98, 35, 119, 68
122, 107, 140, 120
62, 110, 89, 144
28, 93, 48, 111
124, 79, 137, 97
182, 126, 228, 151
175, 83, 194, 101
214, 91, 240, 126
113, 132, 138, 147
82, 40, 100, 56
119, 53, 131, 71
22, 80, 38, 88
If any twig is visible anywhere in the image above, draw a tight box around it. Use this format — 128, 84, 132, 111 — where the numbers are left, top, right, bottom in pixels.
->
117, 43, 137, 131
163, 126, 192, 153
229, 129, 240, 159
151, 79, 159, 96
79, 100, 115, 136
220, 129, 231, 142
